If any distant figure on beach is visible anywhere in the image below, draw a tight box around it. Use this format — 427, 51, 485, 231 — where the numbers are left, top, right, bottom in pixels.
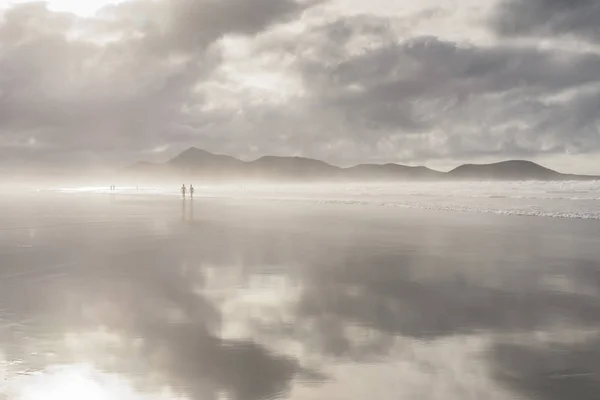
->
181, 184, 187, 199
190, 184, 194, 199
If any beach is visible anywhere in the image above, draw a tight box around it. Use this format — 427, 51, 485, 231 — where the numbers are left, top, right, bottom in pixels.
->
1, 188, 600, 400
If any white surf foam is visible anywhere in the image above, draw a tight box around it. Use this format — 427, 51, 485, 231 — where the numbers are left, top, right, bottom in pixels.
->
51, 181, 600, 220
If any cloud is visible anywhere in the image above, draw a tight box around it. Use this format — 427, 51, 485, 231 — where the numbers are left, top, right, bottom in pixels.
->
0, 0, 599, 172
99, 0, 316, 54
197, 15, 600, 166
492, 0, 600, 42
0, 0, 315, 170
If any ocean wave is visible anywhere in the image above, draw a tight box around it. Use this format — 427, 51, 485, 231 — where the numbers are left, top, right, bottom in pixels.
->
295, 198, 600, 220
49, 183, 600, 220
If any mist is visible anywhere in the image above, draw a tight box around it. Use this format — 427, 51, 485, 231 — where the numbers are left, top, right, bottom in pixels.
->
3, 0, 600, 399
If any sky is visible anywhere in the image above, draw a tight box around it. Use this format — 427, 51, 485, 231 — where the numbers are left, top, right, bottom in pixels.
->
0, 0, 599, 174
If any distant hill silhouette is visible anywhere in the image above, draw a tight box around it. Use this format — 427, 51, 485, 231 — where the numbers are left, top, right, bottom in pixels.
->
167, 147, 246, 178
169, 147, 244, 170
345, 163, 443, 180
250, 156, 339, 179
448, 160, 560, 180
126, 147, 599, 182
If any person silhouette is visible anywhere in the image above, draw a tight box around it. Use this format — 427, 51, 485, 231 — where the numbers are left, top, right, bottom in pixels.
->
181, 184, 187, 199
190, 184, 194, 199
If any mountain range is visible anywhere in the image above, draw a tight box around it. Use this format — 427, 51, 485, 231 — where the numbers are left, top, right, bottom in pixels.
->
125, 147, 599, 182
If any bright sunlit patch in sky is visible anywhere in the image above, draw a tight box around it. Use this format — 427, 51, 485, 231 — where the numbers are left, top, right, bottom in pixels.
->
2, 0, 123, 17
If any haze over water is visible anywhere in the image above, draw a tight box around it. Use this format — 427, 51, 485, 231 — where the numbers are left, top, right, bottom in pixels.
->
1, 183, 600, 400
2, 0, 600, 396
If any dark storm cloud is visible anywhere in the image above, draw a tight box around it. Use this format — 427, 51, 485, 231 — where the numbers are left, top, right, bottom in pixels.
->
221, 16, 600, 164
493, 0, 600, 41
101, 0, 316, 54
1, 1, 600, 169
300, 33, 600, 117
0, 0, 315, 168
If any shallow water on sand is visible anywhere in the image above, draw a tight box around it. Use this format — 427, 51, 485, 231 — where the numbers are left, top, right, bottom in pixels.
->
1, 193, 600, 400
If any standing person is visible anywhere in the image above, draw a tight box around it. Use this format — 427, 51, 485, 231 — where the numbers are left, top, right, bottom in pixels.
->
190, 184, 194, 199
181, 184, 187, 199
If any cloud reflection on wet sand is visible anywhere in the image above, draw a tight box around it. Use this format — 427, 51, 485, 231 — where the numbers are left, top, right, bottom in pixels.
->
1, 195, 599, 400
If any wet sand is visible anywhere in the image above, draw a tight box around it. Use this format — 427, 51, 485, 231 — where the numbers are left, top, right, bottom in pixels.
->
1, 192, 600, 400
